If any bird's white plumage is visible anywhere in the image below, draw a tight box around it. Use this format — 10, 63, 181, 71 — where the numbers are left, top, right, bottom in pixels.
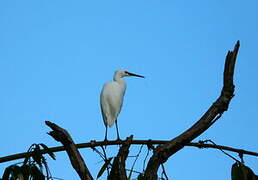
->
100, 79, 126, 127
100, 70, 144, 140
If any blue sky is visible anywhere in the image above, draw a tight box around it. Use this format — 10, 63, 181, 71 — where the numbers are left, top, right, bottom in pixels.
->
0, 1, 258, 179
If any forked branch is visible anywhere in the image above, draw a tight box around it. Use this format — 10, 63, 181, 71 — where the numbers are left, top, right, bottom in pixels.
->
143, 41, 240, 180
109, 135, 133, 179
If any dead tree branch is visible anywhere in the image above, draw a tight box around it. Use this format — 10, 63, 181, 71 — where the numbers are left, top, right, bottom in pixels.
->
109, 135, 133, 180
45, 121, 93, 180
142, 41, 240, 179
1, 139, 258, 164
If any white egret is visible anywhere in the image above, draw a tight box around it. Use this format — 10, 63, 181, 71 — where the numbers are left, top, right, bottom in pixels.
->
100, 70, 144, 140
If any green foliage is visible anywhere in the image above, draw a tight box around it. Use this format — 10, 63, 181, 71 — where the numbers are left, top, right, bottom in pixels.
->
2, 164, 45, 180
2, 165, 22, 179
137, 173, 144, 180
32, 144, 43, 168
30, 164, 45, 180
2, 143, 56, 180
97, 157, 113, 179
231, 162, 258, 180
39, 143, 56, 160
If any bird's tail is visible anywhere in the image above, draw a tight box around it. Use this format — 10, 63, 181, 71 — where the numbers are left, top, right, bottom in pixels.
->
106, 117, 116, 127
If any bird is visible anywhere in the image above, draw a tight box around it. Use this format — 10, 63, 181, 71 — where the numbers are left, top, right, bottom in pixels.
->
100, 70, 144, 141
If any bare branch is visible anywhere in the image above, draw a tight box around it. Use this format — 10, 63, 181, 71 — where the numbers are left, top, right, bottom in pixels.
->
45, 121, 93, 180
2, 140, 258, 165
109, 135, 133, 180
143, 41, 240, 179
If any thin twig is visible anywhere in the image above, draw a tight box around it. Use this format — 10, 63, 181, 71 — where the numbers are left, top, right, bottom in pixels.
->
128, 145, 144, 178
125, 168, 142, 174
100, 145, 111, 177
143, 147, 151, 172
200, 140, 240, 163
161, 163, 169, 180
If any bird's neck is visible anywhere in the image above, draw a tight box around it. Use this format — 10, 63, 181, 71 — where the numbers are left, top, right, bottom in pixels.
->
113, 75, 125, 85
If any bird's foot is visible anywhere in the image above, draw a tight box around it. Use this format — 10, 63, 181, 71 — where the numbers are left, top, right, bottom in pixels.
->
116, 137, 122, 142
103, 138, 108, 143
102, 138, 109, 149
90, 140, 97, 150
115, 138, 122, 148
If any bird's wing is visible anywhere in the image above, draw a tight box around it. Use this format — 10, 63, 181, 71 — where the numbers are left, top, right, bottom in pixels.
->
100, 82, 124, 127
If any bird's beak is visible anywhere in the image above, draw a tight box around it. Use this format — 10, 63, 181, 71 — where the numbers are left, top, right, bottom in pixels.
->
126, 71, 145, 78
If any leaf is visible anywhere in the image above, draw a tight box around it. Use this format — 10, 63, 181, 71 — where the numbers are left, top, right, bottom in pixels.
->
39, 143, 56, 160
20, 164, 31, 179
32, 144, 43, 167
13, 166, 23, 178
2, 165, 12, 179
137, 173, 144, 180
241, 163, 257, 180
23, 154, 30, 165
3, 165, 24, 179
30, 165, 45, 180
231, 162, 258, 180
97, 157, 112, 179
24, 143, 37, 165
232, 162, 245, 180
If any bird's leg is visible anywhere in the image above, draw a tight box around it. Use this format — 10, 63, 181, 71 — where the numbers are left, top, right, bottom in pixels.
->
104, 126, 108, 142
115, 120, 121, 141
